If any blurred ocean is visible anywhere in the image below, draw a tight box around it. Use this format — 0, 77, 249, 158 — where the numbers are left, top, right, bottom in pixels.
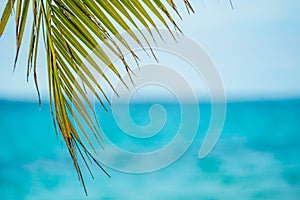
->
0, 99, 300, 199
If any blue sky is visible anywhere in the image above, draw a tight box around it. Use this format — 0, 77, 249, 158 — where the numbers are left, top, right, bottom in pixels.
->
0, 0, 300, 101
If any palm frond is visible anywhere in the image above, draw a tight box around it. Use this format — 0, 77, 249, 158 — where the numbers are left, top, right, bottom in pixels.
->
0, 0, 194, 193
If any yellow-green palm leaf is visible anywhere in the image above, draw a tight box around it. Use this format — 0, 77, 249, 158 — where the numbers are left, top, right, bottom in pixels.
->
0, 0, 195, 193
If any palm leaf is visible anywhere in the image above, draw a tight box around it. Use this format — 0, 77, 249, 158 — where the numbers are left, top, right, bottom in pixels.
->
0, 0, 195, 194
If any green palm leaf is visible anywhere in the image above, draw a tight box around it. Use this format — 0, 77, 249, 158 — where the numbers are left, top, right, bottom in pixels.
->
0, 0, 195, 193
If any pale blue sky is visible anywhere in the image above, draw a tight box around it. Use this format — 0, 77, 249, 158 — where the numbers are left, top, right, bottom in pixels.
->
0, 0, 300, 101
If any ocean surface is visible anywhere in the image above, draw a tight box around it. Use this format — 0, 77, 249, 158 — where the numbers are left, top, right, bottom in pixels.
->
0, 99, 300, 199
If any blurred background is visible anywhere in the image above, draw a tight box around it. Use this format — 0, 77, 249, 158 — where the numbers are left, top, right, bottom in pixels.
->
1, 1, 300, 199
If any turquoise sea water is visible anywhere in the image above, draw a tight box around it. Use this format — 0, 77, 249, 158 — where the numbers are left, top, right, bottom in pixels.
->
0, 99, 300, 199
